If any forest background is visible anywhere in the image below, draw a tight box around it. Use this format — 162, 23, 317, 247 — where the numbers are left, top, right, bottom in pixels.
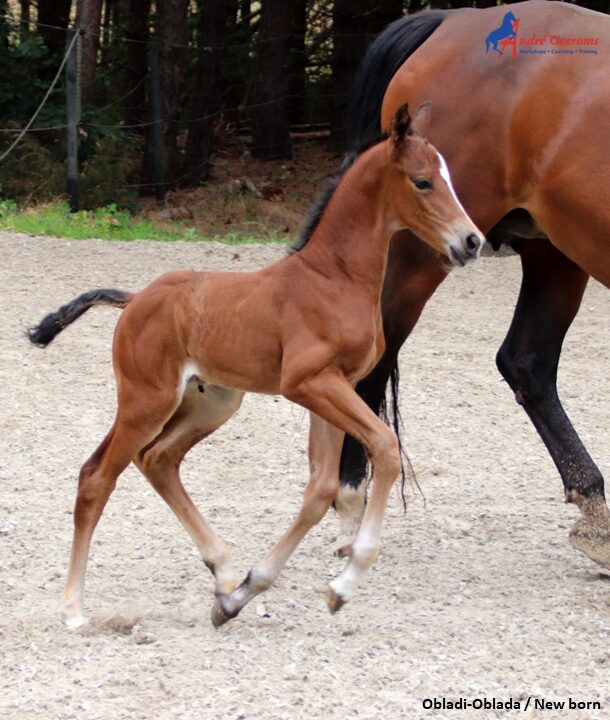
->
0, 0, 607, 240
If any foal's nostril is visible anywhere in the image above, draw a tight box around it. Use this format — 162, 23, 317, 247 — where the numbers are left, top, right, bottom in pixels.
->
465, 233, 481, 255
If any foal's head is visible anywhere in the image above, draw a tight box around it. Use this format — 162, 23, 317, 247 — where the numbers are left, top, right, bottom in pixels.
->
384, 103, 485, 267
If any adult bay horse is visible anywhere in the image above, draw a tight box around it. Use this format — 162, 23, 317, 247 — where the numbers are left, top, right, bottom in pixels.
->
28, 105, 484, 628
337, 0, 610, 570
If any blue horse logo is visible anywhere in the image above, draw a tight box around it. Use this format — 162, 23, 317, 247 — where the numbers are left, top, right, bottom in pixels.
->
485, 11, 518, 56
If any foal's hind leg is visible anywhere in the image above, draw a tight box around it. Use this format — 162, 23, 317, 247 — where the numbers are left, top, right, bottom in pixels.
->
135, 382, 244, 598
496, 239, 610, 568
63, 388, 180, 627
211, 413, 343, 626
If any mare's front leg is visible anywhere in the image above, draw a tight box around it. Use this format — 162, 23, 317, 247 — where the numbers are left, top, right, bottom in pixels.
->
211, 413, 343, 626
337, 233, 447, 553
496, 239, 610, 568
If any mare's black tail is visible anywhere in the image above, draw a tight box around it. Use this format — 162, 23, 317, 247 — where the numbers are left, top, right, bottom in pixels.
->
346, 10, 447, 150
28, 289, 133, 347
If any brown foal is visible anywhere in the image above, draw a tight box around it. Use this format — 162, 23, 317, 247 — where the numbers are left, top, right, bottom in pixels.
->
29, 104, 484, 628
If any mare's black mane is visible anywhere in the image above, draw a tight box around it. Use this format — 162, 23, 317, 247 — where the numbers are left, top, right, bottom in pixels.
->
290, 133, 388, 255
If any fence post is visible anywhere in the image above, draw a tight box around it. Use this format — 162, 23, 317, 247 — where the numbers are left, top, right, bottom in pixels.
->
65, 28, 79, 213
147, 40, 167, 204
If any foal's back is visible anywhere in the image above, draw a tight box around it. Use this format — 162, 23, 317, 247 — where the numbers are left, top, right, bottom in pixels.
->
112, 248, 366, 396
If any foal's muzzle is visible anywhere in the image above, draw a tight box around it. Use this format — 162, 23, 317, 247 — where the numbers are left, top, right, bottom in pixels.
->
448, 230, 485, 267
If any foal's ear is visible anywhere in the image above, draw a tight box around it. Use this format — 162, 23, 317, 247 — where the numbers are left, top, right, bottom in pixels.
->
390, 101, 433, 153
411, 101, 432, 137
390, 103, 413, 150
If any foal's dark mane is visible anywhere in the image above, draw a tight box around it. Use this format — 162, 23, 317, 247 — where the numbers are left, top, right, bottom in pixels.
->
290, 133, 388, 254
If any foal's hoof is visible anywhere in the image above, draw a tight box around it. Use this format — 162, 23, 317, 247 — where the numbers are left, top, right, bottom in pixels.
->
326, 586, 346, 615
210, 596, 237, 628
61, 602, 88, 630
569, 517, 610, 570
62, 612, 88, 630
333, 540, 353, 559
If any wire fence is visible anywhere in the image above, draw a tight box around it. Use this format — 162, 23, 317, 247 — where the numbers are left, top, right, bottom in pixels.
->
0, 11, 350, 211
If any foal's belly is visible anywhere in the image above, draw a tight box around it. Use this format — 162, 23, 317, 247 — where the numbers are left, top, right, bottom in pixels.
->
188, 338, 283, 395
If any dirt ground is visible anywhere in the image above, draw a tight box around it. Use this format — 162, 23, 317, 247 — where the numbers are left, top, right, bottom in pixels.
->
1, 232, 608, 720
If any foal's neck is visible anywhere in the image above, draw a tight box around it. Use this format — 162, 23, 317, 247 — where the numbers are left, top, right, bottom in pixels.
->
298, 144, 394, 298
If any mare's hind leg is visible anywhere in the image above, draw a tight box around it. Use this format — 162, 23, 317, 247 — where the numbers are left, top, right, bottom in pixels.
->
63, 387, 181, 628
135, 381, 244, 597
337, 233, 447, 555
496, 239, 610, 568
211, 413, 343, 626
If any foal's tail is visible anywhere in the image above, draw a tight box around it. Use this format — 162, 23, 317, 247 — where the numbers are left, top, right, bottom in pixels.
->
28, 288, 133, 347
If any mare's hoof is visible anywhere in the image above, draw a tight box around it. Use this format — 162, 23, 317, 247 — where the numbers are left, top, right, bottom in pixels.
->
326, 586, 346, 615
210, 596, 237, 627
570, 518, 610, 570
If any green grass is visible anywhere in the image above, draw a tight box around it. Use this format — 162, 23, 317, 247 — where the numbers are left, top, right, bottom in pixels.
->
0, 200, 291, 244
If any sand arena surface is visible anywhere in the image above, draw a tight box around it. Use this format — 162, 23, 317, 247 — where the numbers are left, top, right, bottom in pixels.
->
1, 232, 608, 719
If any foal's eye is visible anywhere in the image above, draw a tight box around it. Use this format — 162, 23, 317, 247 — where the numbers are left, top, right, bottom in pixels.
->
413, 178, 433, 191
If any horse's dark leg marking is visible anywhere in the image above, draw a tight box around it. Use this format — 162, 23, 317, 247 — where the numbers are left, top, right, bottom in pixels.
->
340, 233, 447, 490
495, 239, 604, 502
340, 351, 398, 489
496, 239, 610, 568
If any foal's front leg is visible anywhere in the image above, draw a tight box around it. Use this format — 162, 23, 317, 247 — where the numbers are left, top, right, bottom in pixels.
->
211, 414, 342, 626
285, 370, 402, 612
337, 233, 448, 556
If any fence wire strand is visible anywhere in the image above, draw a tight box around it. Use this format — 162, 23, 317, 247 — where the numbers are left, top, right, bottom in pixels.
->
0, 29, 79, 164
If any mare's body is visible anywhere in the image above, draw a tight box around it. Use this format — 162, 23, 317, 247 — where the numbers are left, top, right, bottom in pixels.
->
339, 1, 610, 567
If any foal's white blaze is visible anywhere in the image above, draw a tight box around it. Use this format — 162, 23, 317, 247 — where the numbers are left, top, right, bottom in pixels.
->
436, 151, 473, 221
436, 150, 485, 259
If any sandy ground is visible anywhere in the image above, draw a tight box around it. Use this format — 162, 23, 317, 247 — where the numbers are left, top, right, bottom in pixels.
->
0, 232, 608, 720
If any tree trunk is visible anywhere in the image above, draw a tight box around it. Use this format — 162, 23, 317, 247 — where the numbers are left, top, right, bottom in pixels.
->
331, 0, 404, 151
0, 1, 8, 50
156, 0, 189, 183
182, 0, 229, 185
38, 0, 72, 53
378, 0, 405, 28
20, 0, 31, 37
331, 0, 368, 151
240, 0, 251, 24
250, 0, 293, 160
408, 0, 425, 12
76, 0, 104, 105
289, 0, 308, 126
100, 0, 113, 52
124, 0, 150, 127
